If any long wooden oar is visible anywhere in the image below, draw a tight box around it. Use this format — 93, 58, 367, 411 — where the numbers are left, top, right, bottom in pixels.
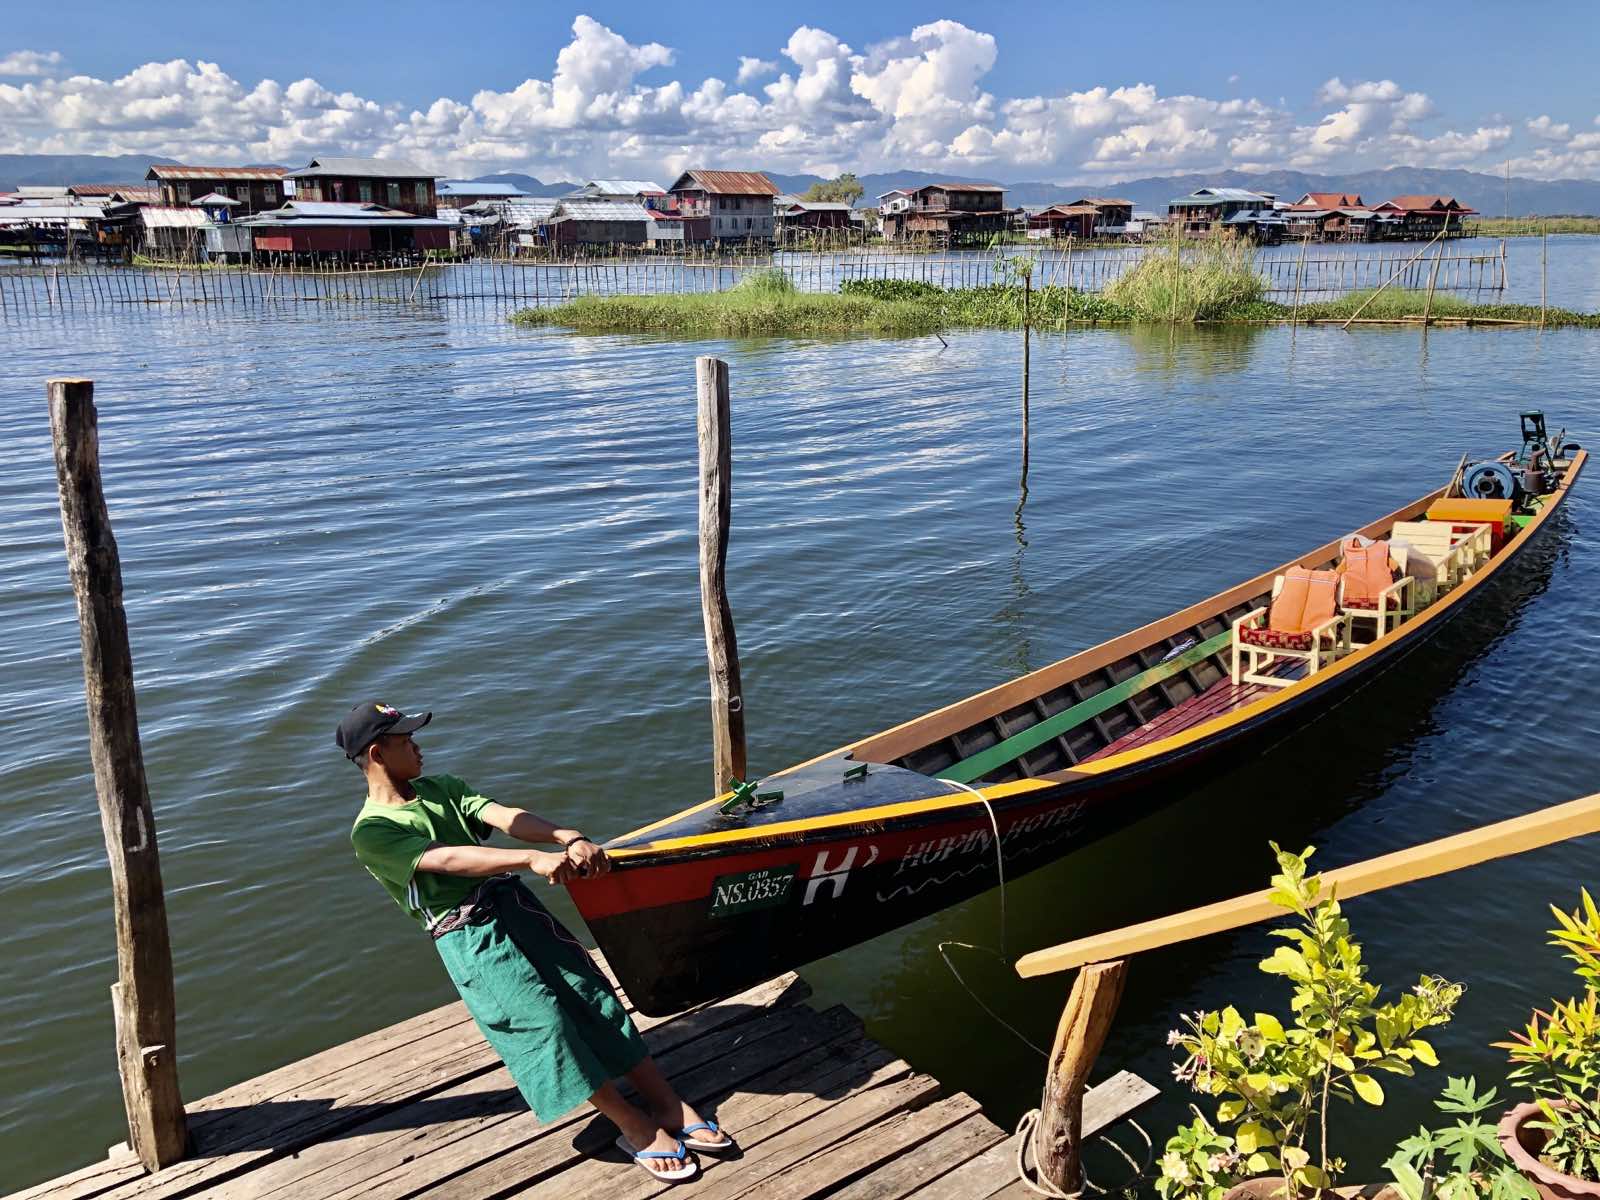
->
1014, 790, 1600, 978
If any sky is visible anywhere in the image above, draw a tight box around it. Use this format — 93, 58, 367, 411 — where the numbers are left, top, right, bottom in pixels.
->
2, 2, 1597, 184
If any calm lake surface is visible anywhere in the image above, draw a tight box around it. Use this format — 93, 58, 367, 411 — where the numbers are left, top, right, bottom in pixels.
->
3, 299, 1599, 1191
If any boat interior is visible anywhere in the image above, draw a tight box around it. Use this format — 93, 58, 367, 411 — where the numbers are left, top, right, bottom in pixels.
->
839, 419, 1581, 792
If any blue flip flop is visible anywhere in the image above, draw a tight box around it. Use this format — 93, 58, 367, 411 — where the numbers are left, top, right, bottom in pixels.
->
676, 1120, 737, 1154
614, 1134, 699, 1182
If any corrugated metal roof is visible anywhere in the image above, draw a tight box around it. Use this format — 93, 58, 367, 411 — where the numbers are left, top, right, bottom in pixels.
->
287, 157, 437, 179
1040, 204, 1099, 216
259, 200, 414, 219
191, 192, 241, 206
1172, 187, 1272, 204
583, 179, 665, 195
67, 183, 144, 197
551, 199, 652, 222
648, 210, 683, 221
438, 180, 527, 197
782, 200, 852, 212
141, 206, 211, 228
147, 165, 287, 180
239, 215, 448, 228
670, 170, 778, 196
501, 198, 560, 227
931, 182, 1005, 192
0, 204, 118, 224
1073, 197, 1134, 206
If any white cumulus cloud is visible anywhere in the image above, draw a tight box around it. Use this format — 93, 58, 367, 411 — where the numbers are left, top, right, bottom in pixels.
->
0, 49, 62, 77
0, 23, 1588, 183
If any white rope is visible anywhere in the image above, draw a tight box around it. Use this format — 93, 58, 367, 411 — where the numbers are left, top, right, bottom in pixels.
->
935, 778, 1046, 1056
934, 776, 1155, 1197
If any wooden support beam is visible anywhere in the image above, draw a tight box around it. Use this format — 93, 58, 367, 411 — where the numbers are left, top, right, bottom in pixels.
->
1016, 790, 1600, 978
48, 378, 188, 1170
696, 356, 747, 794
1039, 960, 1128, 1193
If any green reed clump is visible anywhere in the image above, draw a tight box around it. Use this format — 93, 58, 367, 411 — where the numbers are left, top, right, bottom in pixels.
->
840, 278, 942, 301
731, 267, 799, 296
1106, 232, 1266, 321
1469, 217, 1600, 237
1286, 289, 1600, 327
930, 284, 1133, 326
509, 289, 943, 337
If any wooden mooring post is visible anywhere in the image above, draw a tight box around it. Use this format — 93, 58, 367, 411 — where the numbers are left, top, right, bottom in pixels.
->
696, 356, 747, 794
1038, 960, 1129, 1194
47, 378, 188, 1170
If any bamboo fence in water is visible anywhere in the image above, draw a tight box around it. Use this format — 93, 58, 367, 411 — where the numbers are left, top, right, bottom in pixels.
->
0, 243, 1510, 317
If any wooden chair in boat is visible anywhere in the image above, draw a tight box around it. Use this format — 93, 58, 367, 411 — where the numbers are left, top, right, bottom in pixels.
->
1338, 538, 1415, 643
1232, 566, 1353, 688
1388, 520, 1481, 604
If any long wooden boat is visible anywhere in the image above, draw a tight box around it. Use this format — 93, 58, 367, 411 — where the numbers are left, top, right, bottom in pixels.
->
574, 424, 1586, 1016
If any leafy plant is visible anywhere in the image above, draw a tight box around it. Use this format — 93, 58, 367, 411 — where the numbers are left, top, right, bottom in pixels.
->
1158, 844, 1461, 1200
1385, 1076, 1538, 1200
1157, 1110, 1242, 1200
1497, 888, 1600, 1181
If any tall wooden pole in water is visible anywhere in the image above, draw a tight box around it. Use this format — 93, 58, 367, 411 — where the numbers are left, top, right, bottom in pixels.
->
48, 378, 188, 1170
696, 357, 747, 794
1541, 225, 1548, 330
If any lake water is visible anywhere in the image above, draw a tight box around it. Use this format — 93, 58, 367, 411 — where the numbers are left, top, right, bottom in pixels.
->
3, 299, 1599, 1191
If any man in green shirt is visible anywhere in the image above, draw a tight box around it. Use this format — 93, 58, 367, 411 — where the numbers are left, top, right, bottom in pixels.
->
340, 700, 733, 1183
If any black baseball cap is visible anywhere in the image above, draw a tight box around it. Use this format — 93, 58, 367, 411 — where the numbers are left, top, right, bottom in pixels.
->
335, 701, 432, 760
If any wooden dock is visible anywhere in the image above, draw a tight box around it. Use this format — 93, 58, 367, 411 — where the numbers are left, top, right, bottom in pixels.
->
7, 955, 1154, 1200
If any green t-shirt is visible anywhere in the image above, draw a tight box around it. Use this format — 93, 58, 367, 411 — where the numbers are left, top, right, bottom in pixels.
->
351, 774, 497, 928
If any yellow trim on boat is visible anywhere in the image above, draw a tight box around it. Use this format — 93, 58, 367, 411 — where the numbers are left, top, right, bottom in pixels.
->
607, 776, 1053, 859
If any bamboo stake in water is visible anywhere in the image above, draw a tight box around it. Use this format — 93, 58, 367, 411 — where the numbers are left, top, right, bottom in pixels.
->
1422, 239, 1444, 325
1290, 232, 1310, 328
1341, 229, 1446, 329
1541, 225, 1548, 329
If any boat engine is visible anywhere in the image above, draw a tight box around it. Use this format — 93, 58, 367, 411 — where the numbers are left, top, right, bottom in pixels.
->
1462, 461, 1518, 501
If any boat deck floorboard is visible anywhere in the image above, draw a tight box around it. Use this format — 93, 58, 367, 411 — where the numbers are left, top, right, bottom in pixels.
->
1082, 659, 1301, 762
7, 954, 1154, 1200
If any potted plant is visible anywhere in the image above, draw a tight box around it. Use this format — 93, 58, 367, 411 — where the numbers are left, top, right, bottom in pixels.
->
1386, 1076, 1537, 1200
1156, 844, 1461, 1200
1495, 889, 1600, 1199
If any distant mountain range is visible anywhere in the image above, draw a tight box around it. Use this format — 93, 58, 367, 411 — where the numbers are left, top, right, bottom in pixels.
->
4, 154, 1597, 216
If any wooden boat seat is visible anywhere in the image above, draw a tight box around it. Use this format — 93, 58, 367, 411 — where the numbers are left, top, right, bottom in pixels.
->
1232, 567, 1352, 688
1338, 538, 1415, 642
1389, 520, 1482, 603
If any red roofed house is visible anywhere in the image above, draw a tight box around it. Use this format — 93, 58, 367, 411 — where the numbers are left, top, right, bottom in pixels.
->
880, 182, 1010, 243
667, 170, 780, 243
1373, 195, 1476, 237
146, 165, 286, 214
1292, 192, 1365, 210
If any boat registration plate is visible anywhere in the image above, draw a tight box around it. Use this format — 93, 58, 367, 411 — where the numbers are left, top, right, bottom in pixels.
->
708, 865, 797, 918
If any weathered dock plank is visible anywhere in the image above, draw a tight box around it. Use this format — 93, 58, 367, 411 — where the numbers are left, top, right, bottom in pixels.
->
9, 955, 1155, 1200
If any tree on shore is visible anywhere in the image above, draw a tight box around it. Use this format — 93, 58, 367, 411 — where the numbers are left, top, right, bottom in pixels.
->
802, 173, 864, 205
